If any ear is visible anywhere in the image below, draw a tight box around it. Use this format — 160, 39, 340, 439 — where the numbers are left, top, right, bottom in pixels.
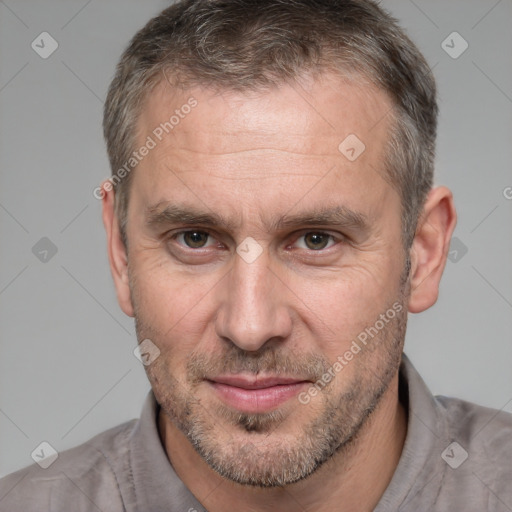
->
101, 181, 134, 317
408, 186, 457, 313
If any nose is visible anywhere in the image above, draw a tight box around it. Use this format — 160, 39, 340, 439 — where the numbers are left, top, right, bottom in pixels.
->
215, 249, 293, 352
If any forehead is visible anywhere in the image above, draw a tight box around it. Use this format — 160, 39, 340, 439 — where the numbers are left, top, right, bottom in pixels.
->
129, 72, 398, 229
139, 73, 393, 156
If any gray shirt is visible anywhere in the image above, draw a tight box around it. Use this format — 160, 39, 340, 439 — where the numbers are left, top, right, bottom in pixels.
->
1, 354, 511, 511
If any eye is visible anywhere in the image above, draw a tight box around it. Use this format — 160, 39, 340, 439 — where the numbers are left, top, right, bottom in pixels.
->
294, 232, 338, 251
175, 230, 216, 249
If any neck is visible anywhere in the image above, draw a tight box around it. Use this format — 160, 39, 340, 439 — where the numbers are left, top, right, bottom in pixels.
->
158, 373, 407, 512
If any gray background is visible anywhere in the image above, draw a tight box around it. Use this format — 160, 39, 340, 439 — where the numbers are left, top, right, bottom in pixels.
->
0, 0, 511, 477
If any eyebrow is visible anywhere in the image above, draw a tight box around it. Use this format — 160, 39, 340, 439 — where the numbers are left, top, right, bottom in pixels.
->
145, 202, 370, 234
269, 206, 370, 233
146, 203, 238, 231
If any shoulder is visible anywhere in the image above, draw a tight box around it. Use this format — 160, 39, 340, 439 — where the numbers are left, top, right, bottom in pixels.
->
0, 419, 137, 512
435, 395, 512, 509
436, 394, 512, 457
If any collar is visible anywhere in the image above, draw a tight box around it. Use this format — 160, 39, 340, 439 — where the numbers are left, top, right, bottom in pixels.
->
375, 353, 449, 510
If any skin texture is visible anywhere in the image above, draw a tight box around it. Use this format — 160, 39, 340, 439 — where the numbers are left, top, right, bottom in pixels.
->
102, 72, 456, 512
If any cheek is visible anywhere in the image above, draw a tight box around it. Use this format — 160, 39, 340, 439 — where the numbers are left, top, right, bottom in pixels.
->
288, 263, 402, 353
130, 253, 222, 347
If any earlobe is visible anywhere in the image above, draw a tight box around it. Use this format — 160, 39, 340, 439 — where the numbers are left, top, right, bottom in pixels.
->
407, 186, 457, 313
101, 181, 135, 317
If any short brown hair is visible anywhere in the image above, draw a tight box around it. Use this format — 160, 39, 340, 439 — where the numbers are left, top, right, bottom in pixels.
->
103, 0, 437, 248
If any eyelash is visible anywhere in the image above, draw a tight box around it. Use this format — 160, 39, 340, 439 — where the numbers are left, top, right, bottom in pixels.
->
168, 230, 343, 252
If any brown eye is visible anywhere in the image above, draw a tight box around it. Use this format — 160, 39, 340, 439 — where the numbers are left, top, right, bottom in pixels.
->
181, 231, 210, 248
303, 232, 331, 250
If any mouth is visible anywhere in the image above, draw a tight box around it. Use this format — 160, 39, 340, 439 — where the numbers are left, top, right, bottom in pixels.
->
205, 375, 311, 413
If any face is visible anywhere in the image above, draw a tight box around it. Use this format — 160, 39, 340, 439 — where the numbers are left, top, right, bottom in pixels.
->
123, 73, 410, 486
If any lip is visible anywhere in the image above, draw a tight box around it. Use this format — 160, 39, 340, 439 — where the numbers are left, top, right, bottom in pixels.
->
206, 375, 310, 413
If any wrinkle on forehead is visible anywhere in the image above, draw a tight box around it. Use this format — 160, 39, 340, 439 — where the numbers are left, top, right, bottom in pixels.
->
129, 72, 399, 239
137, 72, 394, 159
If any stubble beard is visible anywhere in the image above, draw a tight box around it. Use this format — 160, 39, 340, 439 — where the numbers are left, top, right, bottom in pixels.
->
131, 270, 410, 487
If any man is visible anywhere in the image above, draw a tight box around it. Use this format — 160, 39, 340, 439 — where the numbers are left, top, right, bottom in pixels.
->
1, 0, 511, 510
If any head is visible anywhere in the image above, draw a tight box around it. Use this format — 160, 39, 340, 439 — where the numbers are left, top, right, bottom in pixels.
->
102, 0, 456, 487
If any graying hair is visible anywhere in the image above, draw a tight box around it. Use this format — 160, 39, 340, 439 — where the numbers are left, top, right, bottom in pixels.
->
103, 0, 437, 249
